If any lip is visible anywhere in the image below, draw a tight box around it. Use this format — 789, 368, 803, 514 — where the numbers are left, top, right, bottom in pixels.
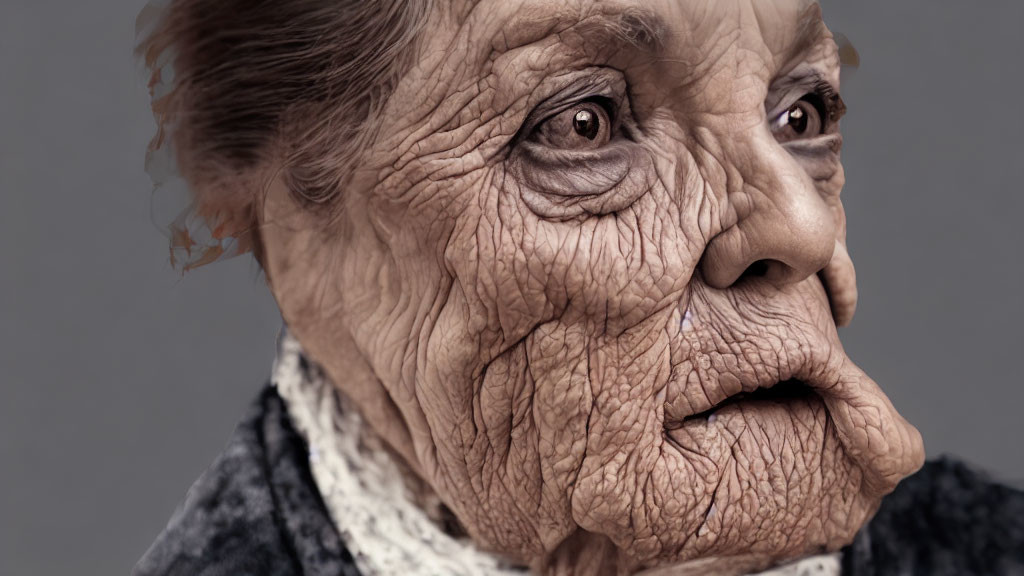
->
661, 328, 837, 429
663, 354, 923, 500
666, 378, 816, 428
663, 296, 924, 498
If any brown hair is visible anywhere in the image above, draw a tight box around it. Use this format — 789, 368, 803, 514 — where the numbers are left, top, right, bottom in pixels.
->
136, 0, 431, 270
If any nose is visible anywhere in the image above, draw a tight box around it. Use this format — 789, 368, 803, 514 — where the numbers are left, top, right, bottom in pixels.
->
699, 136, 836, 289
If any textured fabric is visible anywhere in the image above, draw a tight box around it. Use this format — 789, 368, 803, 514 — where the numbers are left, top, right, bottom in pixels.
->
132, 387, 360, 576
272, 330, 529, 575
755, 554, 841, 576
135, 382, 1024, 576
843, 458, 1024, 576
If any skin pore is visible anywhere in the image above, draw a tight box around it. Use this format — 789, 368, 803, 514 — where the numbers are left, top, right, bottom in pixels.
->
257, 1, 925, 574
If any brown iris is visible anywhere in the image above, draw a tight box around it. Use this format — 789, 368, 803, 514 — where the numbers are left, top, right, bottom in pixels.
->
534, 103, 612, 150
572, 109, 600, 140
772, 98, 825, 143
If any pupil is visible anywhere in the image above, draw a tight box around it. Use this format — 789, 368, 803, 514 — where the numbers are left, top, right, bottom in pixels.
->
788, 105, 808, 133
573, 109, 599, 140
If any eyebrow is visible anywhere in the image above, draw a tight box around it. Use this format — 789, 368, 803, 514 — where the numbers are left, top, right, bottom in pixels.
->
772, 66, 840, 101
496, 5, 667, 56
781, 3, 838, 69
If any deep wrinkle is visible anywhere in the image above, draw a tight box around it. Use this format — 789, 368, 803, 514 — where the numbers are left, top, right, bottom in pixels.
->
143, 1, 925, 574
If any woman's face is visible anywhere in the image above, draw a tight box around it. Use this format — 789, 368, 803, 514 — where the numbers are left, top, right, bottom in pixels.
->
260, 0, 924, 573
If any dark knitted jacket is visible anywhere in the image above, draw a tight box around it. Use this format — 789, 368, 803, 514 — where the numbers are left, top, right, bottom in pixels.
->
133, 387, 1024, 576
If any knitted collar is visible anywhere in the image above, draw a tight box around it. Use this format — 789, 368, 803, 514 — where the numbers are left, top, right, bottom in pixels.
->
271, 329, 839, 576
272, 330, 527, 575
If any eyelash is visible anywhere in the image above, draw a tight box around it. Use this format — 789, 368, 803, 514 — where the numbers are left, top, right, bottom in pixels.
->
522, 75, 844, 146
803, 80, 846, 126
582, 95, 619, 124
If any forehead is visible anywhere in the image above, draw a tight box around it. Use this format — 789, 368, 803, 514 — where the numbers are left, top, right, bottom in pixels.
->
417, 0, 843, 115
469, 0, 833, 66
378, 0, 839, 163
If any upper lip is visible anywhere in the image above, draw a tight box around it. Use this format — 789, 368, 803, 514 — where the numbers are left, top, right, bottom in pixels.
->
662, 299, 923, 496
662, 321, 843, 428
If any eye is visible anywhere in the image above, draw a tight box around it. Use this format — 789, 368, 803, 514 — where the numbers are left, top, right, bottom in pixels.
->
771, 95, 826, 143
533, 100, 613, 150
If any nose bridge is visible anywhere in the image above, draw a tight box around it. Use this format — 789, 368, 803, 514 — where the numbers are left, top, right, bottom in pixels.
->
700, 131, 836, 289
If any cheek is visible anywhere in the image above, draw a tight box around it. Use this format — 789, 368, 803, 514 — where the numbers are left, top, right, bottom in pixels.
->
474, 168, 704, 343
402, 132, 716, 357
389, 156, 712, 536
416, 157, 713, 450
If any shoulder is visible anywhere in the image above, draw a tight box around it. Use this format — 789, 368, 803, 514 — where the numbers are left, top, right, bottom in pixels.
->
844, 457, 1024, 576
132, 386, 360, 576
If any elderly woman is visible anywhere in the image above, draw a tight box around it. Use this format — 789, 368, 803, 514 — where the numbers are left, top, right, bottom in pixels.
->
134, 1, 1023, 575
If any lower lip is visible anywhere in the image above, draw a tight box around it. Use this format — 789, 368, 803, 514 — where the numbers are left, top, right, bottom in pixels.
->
662, 392, 869, 560
665, 390, 829, 456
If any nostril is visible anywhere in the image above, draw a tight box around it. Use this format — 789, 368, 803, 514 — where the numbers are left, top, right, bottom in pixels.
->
737, 259, 802, 287
741, 260, 772, 281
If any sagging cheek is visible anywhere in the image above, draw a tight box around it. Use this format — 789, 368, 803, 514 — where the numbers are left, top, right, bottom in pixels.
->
435, 183, 704, 354
415, 296, 693, 556
369, 113, 728, 376
384, 147, 705, 341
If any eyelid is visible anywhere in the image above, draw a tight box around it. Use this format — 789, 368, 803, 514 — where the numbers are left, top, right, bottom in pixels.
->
518, 68, 629, 141
766, 70, 844, 120
808, 79, 847, 123
767, 75, 847, 139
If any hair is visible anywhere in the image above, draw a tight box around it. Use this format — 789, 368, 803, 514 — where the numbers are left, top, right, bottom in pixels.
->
136, 0, 432, 270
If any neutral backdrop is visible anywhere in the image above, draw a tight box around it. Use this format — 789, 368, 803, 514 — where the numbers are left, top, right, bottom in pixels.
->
2, 1, 1022, 575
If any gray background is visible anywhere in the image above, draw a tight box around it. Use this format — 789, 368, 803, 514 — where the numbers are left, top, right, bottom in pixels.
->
1, 1, 1021, 574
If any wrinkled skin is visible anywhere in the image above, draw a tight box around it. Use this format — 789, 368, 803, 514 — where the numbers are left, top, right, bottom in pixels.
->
259, 1, 925, 574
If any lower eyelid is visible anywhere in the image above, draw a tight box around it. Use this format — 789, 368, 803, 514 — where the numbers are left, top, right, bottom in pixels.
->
783, 134, 844, 172
511, 141, 655, 219
518, 142, 632, 196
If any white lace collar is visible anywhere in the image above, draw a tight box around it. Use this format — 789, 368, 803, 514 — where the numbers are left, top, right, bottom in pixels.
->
271, 328, 839, 576
272, 330, 527, 575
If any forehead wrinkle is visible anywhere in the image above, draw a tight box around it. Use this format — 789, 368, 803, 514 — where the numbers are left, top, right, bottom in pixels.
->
494, 1, 666, 56
774, 2, 839, 81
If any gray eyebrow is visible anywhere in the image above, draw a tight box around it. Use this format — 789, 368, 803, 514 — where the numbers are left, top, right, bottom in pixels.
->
775, 66, 836, 92
591, 8, 668, 53
498, 5, 667, 56
782, 3, 836, 65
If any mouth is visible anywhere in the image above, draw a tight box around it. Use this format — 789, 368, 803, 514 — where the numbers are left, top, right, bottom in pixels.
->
676, 378, 818, 426
662, 356, 922, 503
643, 284, 925, 564
660, 281, 924, 513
